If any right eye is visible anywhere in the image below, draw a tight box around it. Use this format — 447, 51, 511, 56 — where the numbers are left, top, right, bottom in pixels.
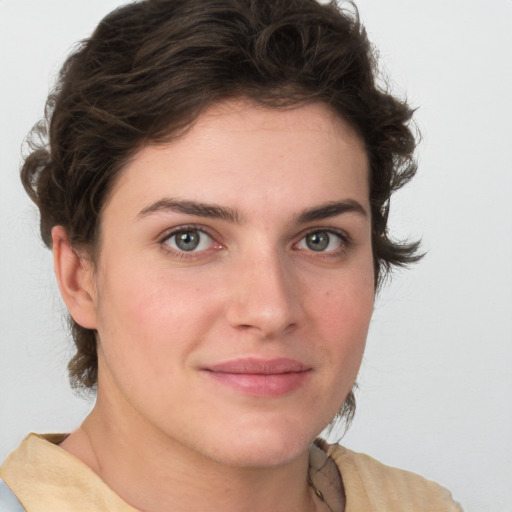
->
163, 228, 214, 253
295, 229, 347, 254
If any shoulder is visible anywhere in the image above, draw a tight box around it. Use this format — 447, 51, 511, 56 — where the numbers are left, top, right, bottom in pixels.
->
1, 434, 137, 512
320, 441, 463, 512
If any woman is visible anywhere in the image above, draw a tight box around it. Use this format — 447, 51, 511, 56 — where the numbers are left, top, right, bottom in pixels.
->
0, 0, 462, 510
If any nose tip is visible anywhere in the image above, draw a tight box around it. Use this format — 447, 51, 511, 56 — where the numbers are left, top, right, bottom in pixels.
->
225, 254, 301, 338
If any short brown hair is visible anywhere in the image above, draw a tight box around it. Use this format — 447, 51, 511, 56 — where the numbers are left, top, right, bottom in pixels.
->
21, 0, 420, 403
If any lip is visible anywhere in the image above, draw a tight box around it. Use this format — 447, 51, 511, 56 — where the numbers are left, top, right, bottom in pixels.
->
203, 357, 311, 397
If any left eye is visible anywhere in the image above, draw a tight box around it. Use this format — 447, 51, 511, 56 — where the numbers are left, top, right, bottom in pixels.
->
164, 229, 214, 252
297, 231, 344, 252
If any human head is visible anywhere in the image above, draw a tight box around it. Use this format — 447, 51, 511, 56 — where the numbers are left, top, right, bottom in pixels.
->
21, 0, 420, 402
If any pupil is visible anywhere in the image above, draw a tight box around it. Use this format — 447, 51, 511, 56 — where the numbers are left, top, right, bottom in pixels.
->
306, 232, 329, 251
176, 231, 199, 251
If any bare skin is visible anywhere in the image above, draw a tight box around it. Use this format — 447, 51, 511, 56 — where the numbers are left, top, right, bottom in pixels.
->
55, 100, 373, 512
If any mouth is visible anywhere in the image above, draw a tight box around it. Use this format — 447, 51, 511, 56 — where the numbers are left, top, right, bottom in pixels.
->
203, 357, 312, 397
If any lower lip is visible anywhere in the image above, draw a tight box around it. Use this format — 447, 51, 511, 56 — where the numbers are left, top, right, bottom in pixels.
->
205, 370, 311, 397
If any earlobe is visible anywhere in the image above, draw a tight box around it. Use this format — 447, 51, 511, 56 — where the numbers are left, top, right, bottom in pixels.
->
52, 226, 98, 330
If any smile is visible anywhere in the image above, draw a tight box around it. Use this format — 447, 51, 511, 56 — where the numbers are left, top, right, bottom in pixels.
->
203, 358, 312, 397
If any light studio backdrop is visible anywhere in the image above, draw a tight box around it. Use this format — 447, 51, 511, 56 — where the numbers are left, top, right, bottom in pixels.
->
1, 1, 511, 511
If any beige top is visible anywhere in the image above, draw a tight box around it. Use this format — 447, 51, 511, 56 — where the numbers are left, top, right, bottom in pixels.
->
1, 434, 462, 512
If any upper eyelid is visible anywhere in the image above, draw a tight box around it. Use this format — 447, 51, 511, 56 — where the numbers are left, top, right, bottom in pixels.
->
159, 224, 218, 242
157, 224, 352, 249
294, 226, 351, 243
158, 226, 220, 258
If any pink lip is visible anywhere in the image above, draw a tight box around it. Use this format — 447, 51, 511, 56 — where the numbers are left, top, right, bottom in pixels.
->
203, 358, 311, 397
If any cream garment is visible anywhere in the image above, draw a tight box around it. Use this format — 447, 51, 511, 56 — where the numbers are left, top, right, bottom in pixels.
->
1, 434, 463, 512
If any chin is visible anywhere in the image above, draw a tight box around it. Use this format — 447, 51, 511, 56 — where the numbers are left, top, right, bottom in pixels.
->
195, 416, 323, 469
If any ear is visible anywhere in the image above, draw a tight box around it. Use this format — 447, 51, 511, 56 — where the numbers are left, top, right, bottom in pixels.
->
52, 226, 98, 329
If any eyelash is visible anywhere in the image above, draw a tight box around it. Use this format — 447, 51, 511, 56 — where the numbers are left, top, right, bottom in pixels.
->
159, 225, 220, 258
158, 225, 352, 259
294, 227, 351, 258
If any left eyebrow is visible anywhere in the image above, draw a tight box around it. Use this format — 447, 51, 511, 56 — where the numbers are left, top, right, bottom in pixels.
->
137, 198, 242, 223
295, 200, 368, 224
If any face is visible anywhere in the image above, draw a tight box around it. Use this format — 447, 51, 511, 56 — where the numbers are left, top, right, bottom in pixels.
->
87, 100, 374, 467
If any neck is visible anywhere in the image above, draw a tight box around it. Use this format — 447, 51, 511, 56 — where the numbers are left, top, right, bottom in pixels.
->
61, 390, 319, 512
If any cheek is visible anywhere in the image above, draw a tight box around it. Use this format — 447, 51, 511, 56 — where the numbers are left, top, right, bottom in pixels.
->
314, 263, 374, 325
95, 260, 220, 369
94, 267, 224, 414
310, 271, 374, 374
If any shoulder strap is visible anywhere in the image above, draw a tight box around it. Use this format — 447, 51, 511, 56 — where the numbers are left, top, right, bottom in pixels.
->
0, 479, 25, 512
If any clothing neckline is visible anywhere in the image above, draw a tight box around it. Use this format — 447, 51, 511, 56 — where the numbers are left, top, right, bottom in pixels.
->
1, 433, 346, 512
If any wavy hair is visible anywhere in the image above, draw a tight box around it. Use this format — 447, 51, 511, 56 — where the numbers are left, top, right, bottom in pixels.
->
21, 0, 421, 421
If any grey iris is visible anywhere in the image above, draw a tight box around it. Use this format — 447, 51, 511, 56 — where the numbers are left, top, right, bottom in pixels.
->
306, 232, 329, 251
176, 231, 200, 251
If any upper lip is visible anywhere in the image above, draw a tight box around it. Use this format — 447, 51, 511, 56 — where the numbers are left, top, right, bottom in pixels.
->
205, 357, 310, 375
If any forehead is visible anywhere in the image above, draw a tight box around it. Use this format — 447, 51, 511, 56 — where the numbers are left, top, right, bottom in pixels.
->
196, 99, 359, 136
179, 100, 367, 163
108, 99, 369, 214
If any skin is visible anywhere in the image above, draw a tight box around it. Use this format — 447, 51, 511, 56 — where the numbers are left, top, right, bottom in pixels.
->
53, 100, 375, 512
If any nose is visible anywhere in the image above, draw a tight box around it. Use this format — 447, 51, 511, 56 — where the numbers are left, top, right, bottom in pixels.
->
225, 249, 302, 338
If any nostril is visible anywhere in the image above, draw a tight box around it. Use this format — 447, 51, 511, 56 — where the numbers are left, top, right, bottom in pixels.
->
224, 259, 301, 336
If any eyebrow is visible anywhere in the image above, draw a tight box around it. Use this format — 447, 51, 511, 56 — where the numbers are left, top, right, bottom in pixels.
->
137, 198, 242, 223
137, 198, 367, 224
295, 200, 368, 224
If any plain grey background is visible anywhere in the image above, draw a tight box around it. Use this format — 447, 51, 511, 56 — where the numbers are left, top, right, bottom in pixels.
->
1, 1, 511, 510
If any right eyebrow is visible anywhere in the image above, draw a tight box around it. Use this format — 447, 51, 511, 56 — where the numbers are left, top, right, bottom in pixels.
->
294, 199, 368, 224
137, 198, 243, 223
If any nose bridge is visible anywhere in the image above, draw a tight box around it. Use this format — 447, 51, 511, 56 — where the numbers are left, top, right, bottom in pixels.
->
226, 243, 300, 336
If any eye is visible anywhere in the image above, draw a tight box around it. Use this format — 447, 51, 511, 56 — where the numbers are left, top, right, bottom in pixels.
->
164, 228, 214, 252
297, 230, 344, 252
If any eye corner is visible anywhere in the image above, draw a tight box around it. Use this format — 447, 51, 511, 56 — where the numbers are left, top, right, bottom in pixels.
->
159, 225, 221, 256
294, 228, 351, 256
